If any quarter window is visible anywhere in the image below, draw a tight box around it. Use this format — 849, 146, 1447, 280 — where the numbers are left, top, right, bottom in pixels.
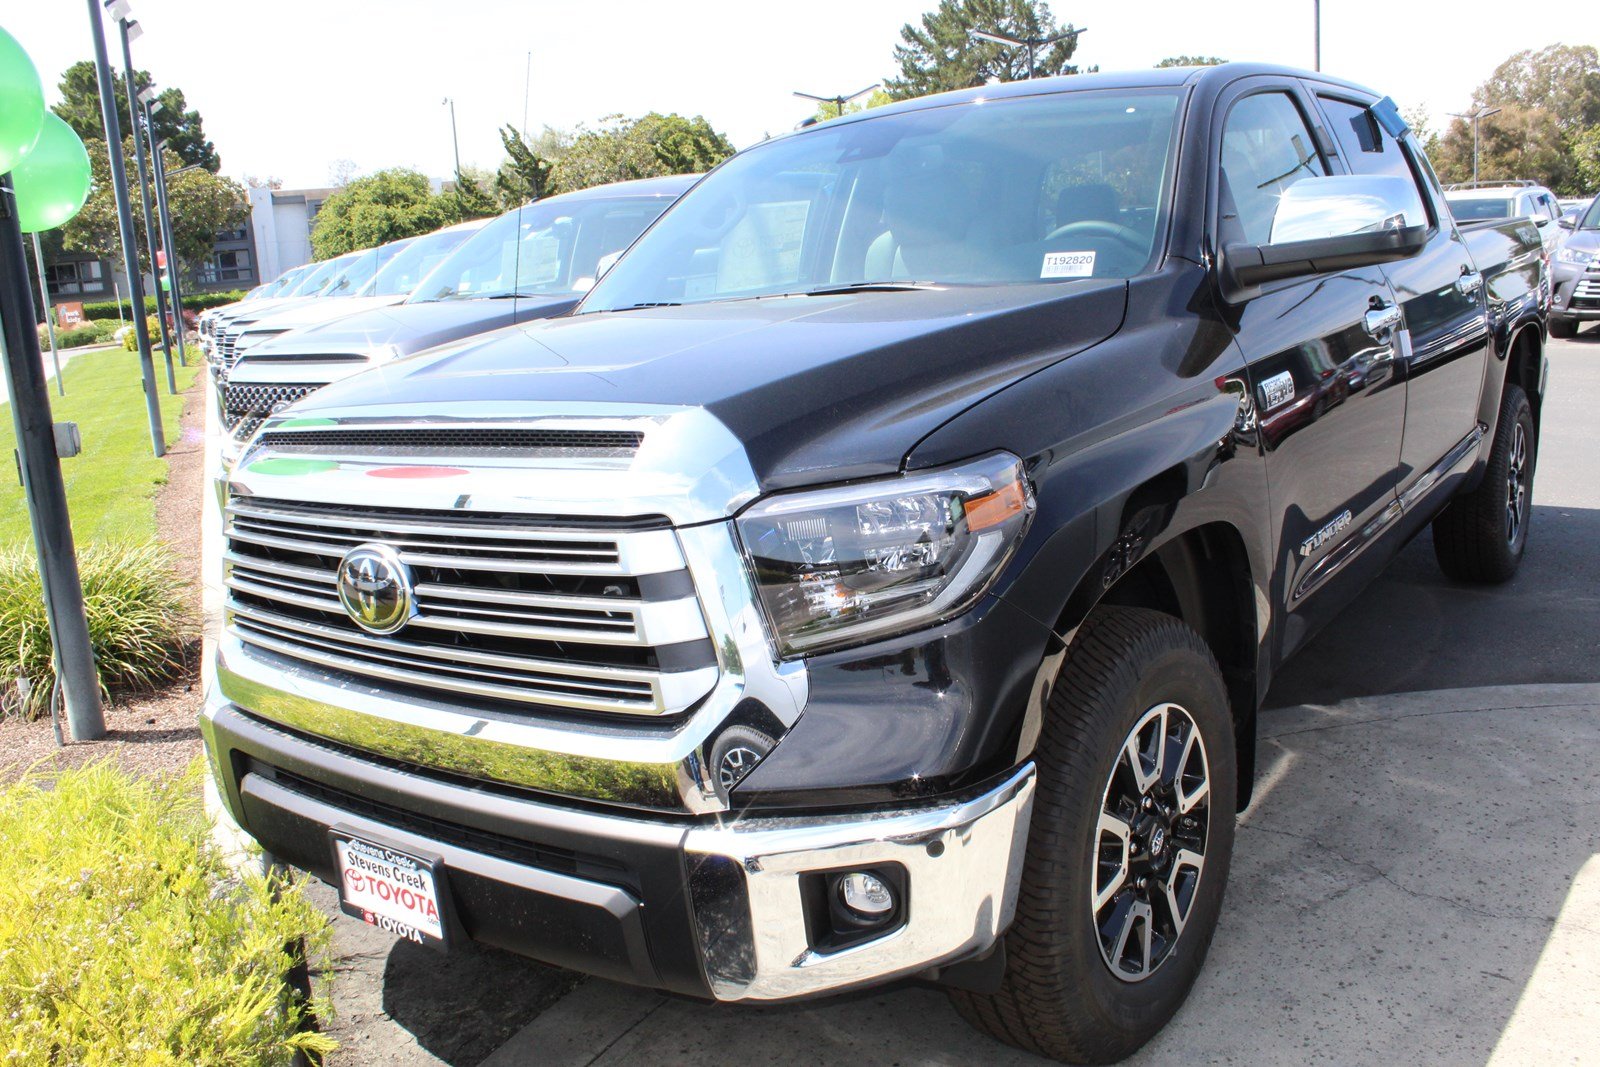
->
1219, 92, 1329, 245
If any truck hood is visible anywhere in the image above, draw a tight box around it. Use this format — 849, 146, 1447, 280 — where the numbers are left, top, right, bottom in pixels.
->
235, 293, 579, 362
295, 281, 1127, 490
233, 294, 405, 336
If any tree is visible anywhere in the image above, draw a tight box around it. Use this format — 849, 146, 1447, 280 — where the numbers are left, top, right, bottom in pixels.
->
550, 113, 734, 194
443, 165, 500, 220
1434, 105, 1573, 191
51, 60, 219, 172
494, 124, 559, 206
885, 0, 1084, 101
1154, 56, 1226, 68
1474, 45, 1600, 136
328, 158, 360, 187
1574, 124, 1600, 195
1403, 103, 1439, 160
62, 140, 247, 268
308, 168, 461, 260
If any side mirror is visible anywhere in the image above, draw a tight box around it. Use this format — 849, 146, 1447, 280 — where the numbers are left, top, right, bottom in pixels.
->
1559, 213, 1577, 231
1535, 216, 1551, 228
1220, 175, 1429, 301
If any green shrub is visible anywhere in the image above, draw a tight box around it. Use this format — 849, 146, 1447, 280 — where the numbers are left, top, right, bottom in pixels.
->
81, 290, 248, 322
0, 542, 192, 720
37, 319, 119, 351
0, 761, 335, 1065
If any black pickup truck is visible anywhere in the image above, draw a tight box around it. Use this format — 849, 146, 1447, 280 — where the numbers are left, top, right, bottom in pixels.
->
204, 64, 1546, 1062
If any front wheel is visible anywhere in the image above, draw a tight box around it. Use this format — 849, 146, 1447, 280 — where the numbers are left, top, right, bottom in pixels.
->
950, 606, 1236, 1064
1548, 318, 1577, 340
1432, 383, 1536, 584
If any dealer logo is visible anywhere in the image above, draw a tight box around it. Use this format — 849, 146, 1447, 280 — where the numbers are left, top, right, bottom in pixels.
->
336, 544, 415, 635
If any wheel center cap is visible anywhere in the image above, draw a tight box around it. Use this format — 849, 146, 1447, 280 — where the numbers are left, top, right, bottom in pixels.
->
1148, 824, 1167, 858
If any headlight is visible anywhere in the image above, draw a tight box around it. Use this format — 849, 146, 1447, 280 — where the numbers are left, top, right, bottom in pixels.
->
1557, 246, 1595, 264
735, 452, 1034, 657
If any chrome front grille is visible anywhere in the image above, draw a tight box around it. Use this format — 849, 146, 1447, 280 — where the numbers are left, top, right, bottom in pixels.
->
255, 427, 644, 457
1573, 278, 1600, 306
216, 325, 240, 370
223, 497, 719, 716
224, 383, 317, 439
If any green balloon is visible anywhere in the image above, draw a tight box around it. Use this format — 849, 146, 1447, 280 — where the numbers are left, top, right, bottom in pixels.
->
0, 25, 46, 173
12, 114, 92, 233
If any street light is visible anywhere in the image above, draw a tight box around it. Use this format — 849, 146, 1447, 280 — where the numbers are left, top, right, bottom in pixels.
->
968, 25, 1087, 79
143, 93, 188, 367
86, 0, 165, 457
109, 5, 177, 392
442, 96, 461, 177
1447, 105, 1502, 185
792, 84, 880, 121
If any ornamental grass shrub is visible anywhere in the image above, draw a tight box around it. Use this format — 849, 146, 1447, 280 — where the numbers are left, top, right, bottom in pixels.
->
0, 761, 335, 1064
0, 542, 192, 720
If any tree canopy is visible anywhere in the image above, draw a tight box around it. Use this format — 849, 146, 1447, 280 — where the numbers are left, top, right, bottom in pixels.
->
884, 0, 1085, 101
52, 60, 219, 172
1433, 44, 1600, 193
549, 113, 733, 194
1154, 56, 1226, 68
308, 168, 462, 260
494, 124, 559, 206
63, 140, 246, 267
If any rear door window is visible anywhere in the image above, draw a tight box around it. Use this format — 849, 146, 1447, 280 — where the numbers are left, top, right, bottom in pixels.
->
1315, 96, 1431, 227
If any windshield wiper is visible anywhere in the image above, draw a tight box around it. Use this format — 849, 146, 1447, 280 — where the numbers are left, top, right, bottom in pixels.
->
791, 281, 943, 297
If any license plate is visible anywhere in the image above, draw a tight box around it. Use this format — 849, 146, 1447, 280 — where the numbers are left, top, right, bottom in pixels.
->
331, 833, 447, 948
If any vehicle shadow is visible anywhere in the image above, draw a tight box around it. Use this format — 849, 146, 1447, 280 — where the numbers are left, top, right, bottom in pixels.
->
1265, 504, 1600, 708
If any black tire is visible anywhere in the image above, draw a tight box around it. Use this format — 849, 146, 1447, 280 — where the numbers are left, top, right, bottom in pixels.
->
1432, 383, 1535, 584
950, 606, 1236, 1064
1548, 318, 1577, 340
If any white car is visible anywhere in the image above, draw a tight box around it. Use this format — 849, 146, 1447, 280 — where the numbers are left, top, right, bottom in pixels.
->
1444, 181, 1563, 252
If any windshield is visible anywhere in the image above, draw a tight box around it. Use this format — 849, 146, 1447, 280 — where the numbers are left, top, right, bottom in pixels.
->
583, 89, 1182, 313
1447, 197, 1514, 222
408, 195, 677, 303
324, 244, 400, 298
1580, 199, 1600, 229
364, 226, 479, 297
285, 257, 351, 298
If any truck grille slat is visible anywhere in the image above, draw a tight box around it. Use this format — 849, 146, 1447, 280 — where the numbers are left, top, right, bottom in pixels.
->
257, 427, 645, 455
223, 383, 317, 437
224, 497, 717, 717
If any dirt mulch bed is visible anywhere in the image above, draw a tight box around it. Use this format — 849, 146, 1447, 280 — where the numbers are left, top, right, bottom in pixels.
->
0, 366, 208, 787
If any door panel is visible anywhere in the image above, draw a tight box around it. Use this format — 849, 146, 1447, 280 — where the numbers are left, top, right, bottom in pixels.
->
1214, 85, 1409, 660
1315, 94, 1491, 485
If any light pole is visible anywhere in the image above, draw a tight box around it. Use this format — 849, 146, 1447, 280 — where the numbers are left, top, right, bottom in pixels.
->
89, 0, 164, 456
111, 9, 176, 393
1448, 105, 1502, 185
442, 97, 461, 177
792, 84, 881, 121
1313, 0, 1321, 71
968, 25, 1087, 79
144, 97, 189, 366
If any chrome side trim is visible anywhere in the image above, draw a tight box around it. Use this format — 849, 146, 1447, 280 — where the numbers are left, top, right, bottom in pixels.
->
685, 765, 1036, 1000
1398, 422, 1486, 512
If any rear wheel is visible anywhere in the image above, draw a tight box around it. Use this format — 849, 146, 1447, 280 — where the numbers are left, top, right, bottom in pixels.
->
1432, 383, 1535, 584
950, 606, 1236, 1064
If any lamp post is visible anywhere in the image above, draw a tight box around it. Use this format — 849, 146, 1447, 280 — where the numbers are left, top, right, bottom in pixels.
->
968, 25, 1087, 79
1313, 0, 1321, 71
89, 0, 164, 455
111, 8, 176, 393
792, 84, 881, 121
1447, 105, 1502, 185
442, 96, 461, 177
144, 99, 188, 366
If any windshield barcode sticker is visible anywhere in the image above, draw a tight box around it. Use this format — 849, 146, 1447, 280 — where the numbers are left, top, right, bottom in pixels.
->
1042, 251, 1095, 278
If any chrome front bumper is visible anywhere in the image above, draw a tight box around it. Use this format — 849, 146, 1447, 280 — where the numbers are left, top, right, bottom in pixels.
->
201, 694, 1036, 1001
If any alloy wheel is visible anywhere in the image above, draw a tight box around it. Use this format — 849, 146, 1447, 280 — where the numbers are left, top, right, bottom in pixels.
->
1505, 421, 1528, 546
1091, 702, 1211, 982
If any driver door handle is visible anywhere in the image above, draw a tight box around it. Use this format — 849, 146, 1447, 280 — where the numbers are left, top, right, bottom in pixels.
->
1364, 303, 1402, 339
1456, 269, 1484, 295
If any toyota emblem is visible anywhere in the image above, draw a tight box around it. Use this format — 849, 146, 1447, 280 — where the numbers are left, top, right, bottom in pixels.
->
335, 544, 415, 635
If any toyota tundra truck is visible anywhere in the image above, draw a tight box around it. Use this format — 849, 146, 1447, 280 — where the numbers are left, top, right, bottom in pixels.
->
204, 64, 1547, 1062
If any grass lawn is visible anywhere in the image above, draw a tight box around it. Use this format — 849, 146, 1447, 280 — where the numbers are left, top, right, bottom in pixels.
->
0, 347, 199, 546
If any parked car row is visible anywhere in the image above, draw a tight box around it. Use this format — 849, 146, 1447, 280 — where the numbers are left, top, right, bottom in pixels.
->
203, 64, 1550, 1064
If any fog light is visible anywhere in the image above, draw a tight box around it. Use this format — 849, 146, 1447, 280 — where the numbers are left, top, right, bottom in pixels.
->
838, 872, 895, 918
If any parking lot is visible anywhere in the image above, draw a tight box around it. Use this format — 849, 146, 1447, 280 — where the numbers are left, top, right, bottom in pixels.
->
291, 331, 1600, 1067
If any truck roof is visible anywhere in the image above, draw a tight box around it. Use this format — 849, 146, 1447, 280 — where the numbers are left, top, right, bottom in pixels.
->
780, 62, 1383, 142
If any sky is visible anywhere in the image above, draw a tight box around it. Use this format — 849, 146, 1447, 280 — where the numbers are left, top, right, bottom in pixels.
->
6, 1, 1595, 189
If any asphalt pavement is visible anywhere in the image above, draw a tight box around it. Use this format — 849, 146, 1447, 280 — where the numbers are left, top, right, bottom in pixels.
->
286, 332, 1600, 1066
